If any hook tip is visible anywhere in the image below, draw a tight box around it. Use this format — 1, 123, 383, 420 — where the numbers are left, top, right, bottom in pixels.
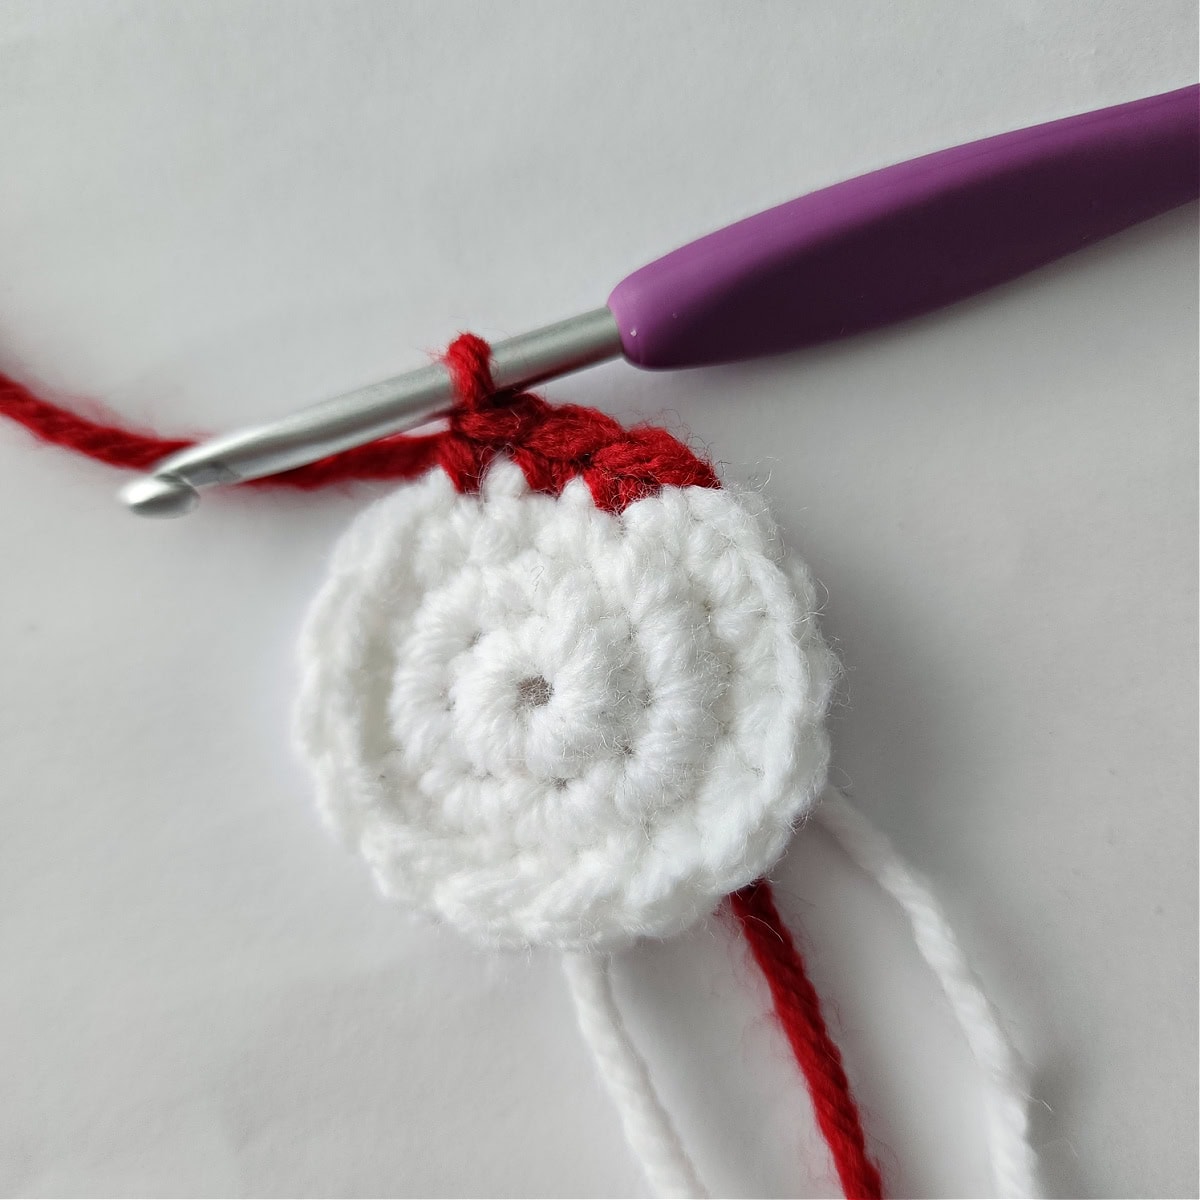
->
119, 474, 201, 518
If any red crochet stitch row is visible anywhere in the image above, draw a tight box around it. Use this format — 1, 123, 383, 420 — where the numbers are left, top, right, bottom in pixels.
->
730, 880, 885, 1199
443, 332, 719, 509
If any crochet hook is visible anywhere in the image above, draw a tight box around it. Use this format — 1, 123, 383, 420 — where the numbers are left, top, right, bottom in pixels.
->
121, 83, 1199, 516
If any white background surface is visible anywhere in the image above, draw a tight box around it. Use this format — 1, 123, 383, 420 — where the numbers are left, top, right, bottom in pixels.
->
0, 3, 1196, 1197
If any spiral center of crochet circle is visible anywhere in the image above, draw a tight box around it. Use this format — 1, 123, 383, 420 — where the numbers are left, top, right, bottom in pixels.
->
389, 514, 721, 837
517, 675, 552, 709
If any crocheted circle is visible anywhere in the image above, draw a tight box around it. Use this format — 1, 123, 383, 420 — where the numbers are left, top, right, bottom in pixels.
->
294, 460, 835, 949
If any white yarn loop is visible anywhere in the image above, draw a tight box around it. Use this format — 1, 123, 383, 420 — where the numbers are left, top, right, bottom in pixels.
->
563, 952, 708, 1199
294, 461, 835, 949
566, 791, 1040, 1200
817, 788, 1041, 1200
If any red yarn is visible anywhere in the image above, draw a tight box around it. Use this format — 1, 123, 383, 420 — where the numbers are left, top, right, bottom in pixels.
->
0, 371, 192, 470
440, 333, 719, 509
0, 368, 445, 489
729, 879, 885, 1199
0, 334, 718, 510
1, 337, 880, 1194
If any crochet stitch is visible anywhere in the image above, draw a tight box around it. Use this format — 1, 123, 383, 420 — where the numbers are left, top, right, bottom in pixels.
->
293, 456, 837, 949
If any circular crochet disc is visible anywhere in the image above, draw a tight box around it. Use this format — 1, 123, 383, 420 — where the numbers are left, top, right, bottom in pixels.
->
294, 460, 835, 949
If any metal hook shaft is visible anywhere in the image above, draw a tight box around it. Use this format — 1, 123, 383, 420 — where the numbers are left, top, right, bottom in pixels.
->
119, 307, 623, 516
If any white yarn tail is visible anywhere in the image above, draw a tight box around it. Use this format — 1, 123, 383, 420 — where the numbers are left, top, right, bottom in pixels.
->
817, 788, 1041, 1199
563, 952, 708, 1199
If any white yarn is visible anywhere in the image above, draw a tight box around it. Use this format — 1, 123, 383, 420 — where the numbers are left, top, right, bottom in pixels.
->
293, 455, 1038, 1191
294, 460, 836, 950
816, 788, 1041, 1199
563, 952, 708, 1198
566, 792, 1039, 1200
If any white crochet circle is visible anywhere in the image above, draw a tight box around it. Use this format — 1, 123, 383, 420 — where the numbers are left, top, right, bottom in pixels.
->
294, 460, 835, 950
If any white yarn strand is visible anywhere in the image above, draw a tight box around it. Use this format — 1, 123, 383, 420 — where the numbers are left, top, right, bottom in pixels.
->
816, 788, 1041, 1199
563, 952, 708, 1199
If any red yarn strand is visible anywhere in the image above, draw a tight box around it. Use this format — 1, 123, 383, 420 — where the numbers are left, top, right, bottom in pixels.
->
0, 371, 192, 470
729, 879, 885, 1200
0, 369, 445, 489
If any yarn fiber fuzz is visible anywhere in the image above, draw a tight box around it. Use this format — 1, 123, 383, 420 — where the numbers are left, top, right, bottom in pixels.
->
295, 457, 836, 950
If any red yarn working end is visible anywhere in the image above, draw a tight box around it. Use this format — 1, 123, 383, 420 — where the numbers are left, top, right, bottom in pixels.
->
0, 372, 192, 471
729, 879, 885, 1200
0, 334, 717, 509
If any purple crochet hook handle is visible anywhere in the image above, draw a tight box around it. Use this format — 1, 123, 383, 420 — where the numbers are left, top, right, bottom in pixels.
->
120, 85, 1198, 515
608, 84, 1199, 369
